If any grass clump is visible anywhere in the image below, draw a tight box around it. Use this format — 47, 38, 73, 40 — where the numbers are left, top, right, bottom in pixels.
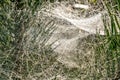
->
0, 0, 57, 80
95, 0, 120, 79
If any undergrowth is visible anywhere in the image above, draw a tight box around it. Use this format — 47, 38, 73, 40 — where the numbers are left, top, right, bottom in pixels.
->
95, 0, 120, 79
0, 0, 57, 80
0, 0, 120, 80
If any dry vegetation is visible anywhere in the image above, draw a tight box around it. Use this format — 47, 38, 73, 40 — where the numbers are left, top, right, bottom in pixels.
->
0, 0, 120, 80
